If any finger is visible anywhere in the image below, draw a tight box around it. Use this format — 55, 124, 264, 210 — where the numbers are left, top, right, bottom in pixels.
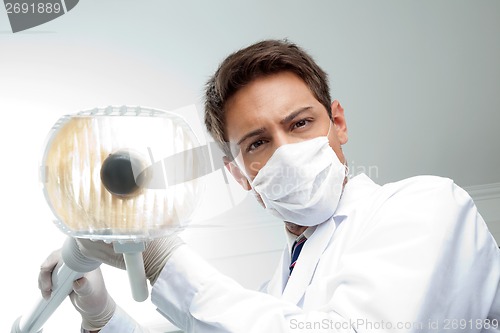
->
68, 288, 85, 313
38, 250, 61, 299
39, 277, 52, 300
72, 277, 92, 297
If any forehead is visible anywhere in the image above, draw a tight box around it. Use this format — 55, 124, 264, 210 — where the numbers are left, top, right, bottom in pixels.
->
224, 71, 322, 142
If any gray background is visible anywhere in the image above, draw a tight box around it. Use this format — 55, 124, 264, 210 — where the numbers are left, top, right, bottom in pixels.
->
2, 0, 499, 187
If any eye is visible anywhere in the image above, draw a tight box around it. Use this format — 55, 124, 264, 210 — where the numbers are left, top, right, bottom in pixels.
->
292, 118, 311, 130
247, 139, 266, 152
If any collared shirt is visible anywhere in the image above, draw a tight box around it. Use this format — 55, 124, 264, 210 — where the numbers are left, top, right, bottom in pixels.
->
285, 225, 317, 254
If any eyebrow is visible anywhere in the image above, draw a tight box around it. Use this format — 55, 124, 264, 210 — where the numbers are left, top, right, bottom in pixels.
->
235, 106, 313, 147
237, 127, 265, 146
279, 106, 313, 125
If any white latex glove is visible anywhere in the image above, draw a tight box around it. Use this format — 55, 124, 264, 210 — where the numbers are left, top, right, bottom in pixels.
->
77, 235, 184, 285
38, 249, 63, 300
39, 250, 116, 331
70, 268, 116, 331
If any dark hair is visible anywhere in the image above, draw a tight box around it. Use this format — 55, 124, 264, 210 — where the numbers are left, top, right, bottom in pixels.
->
204, 39, 332, 157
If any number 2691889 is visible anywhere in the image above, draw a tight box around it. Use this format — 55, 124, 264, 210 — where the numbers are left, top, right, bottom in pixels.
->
5, 2, 62, 14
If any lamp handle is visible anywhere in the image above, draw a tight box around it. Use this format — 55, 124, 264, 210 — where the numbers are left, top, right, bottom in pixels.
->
113, 242, 149, 302
12, 237, 101, 333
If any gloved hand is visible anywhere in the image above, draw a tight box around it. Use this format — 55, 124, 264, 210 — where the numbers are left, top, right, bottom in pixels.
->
76, 234, 184, 285
70, 268, 116, 331
39, 250, 116, 331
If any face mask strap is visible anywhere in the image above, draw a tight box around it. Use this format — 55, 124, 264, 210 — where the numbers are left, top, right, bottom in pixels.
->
326, 120, 333, 138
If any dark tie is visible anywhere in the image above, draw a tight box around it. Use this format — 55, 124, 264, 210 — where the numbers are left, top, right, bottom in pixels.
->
289, 236, 307, 275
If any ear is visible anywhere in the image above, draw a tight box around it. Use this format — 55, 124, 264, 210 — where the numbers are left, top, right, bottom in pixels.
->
223, 156, 251, 191
331, 100, 348, 145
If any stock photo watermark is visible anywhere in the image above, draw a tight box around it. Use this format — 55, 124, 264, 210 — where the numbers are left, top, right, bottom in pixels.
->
289, 318, 499, 331
347, 160, 379, 180
3, 0, 79, 33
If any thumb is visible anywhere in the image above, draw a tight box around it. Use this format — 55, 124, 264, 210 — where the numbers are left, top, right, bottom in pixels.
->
72, 277, 93, 297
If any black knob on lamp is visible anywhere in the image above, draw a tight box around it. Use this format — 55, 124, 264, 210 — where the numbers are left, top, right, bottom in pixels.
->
100, 151, 146, 198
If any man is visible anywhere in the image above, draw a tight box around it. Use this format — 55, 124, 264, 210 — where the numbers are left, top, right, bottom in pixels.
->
40, 39, 500, 332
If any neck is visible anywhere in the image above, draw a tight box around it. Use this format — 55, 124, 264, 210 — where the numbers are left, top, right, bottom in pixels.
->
285, 222, 308, 236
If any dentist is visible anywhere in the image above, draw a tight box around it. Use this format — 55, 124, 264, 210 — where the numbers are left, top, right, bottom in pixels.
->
40, 39, 500, 333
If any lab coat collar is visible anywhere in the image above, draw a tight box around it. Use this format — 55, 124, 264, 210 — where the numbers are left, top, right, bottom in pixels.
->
333, 173, 380, 218
280, 216, 338, 305
266, 225, 319, 299
267, 173, 380, 305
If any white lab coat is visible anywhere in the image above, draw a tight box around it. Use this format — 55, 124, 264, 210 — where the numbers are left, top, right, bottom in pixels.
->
101, 174, 500, 332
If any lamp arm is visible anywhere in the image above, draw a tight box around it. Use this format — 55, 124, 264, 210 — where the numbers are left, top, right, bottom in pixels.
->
11, 237, 101, 333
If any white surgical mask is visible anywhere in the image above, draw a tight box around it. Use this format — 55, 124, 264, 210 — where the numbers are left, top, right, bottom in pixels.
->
245, 126, 347, 226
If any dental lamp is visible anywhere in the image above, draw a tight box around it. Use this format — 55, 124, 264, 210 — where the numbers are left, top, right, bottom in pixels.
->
11, 106, 206, 333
